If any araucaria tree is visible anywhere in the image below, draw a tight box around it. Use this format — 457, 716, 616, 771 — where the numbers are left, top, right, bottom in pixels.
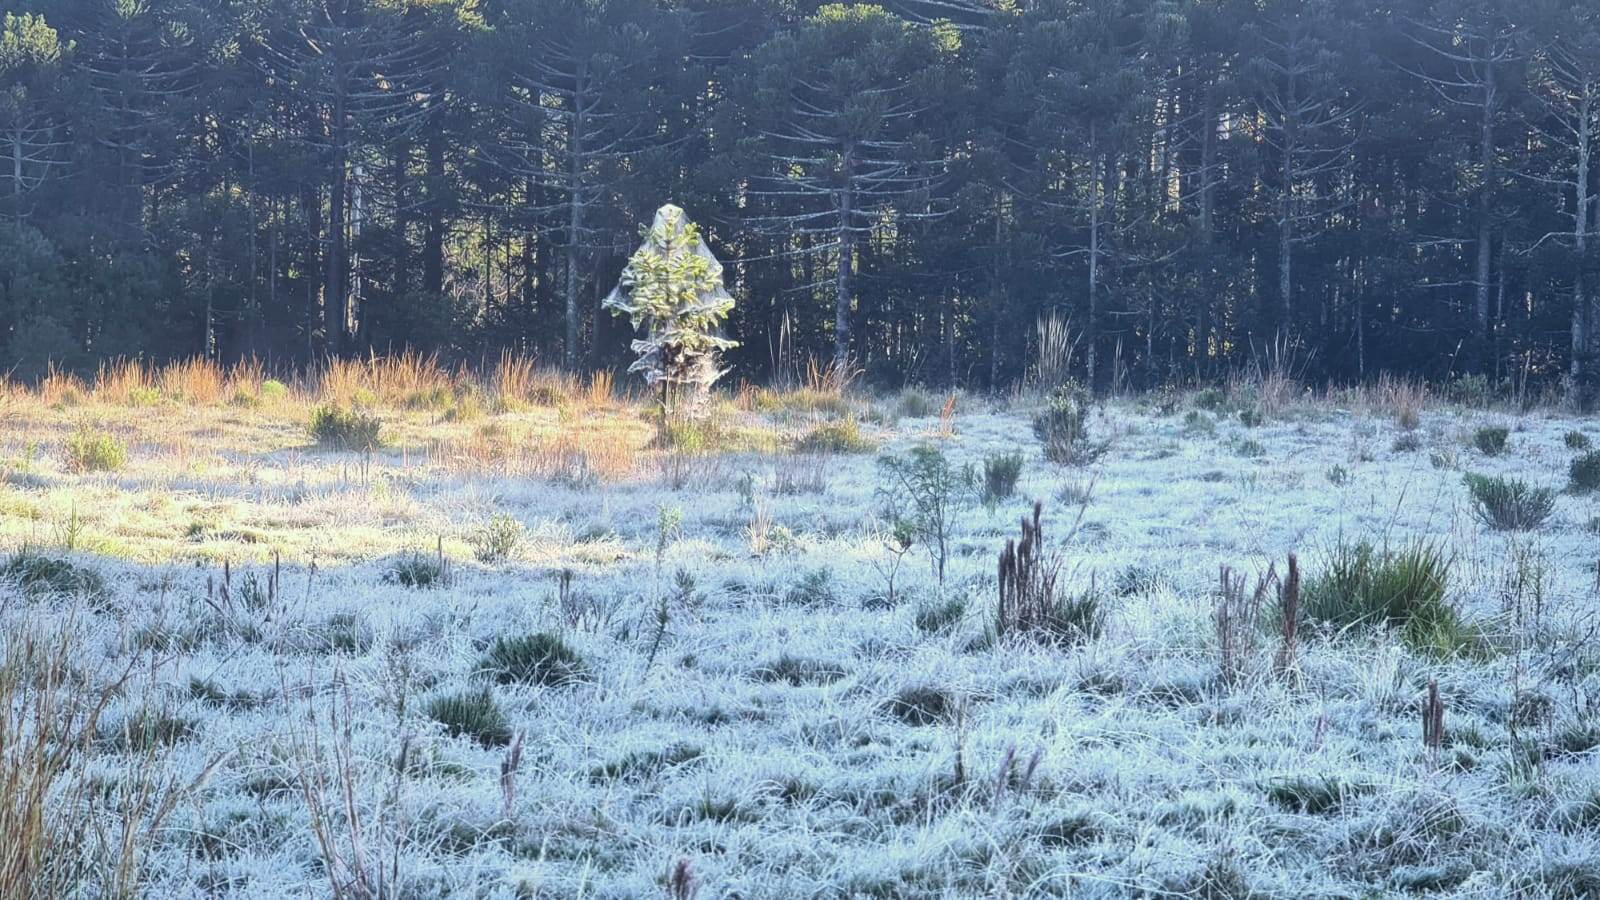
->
603, 204, 736, 418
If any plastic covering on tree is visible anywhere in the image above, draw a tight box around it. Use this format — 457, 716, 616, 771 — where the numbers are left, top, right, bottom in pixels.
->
603, 204, 737, 417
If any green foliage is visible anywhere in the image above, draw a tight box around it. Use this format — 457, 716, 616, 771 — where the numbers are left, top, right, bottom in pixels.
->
480, 633, 585, 687
1472, 426, 1509, 456
1, 549, 105, 598
981, 451, 1024, 504
1565, 431, 1591, 451
603, 205, 737, 416
796, 416, 874, 454
1303, 539, 1476, 657
427, 687, 512, 747
471, 513, 523, 563
1569, 451, 1600, 494
259, 380, 288, 402
65, 425, 127, 473
1464, 473, 1555, 531
876, 445, 974, 584
1032, 382, 1098, 464
385, 553, 448, 588
308, 405, 382, 451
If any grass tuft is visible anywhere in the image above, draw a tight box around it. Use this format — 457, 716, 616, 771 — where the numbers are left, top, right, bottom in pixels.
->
480, 632, 585, 687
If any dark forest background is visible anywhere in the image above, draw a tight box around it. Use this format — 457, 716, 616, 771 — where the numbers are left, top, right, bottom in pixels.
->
2, 0, 1598, 391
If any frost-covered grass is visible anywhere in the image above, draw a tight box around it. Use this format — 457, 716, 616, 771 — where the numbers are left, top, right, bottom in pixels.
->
3, 381, 1600, 898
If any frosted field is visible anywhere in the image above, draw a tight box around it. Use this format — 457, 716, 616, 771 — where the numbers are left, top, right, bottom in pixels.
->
4, 381, 1600, 899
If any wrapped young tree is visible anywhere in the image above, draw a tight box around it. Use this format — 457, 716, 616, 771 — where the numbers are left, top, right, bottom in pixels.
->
604, 204, 737, 418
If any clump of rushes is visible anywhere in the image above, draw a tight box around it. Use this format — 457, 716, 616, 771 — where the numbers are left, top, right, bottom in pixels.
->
428, 687, 512, 747
1471, 425, 1509, 456
1568, 450, 1600, 494
480, 632, 585, 687
1303, 538, 1476, 657
982, 451, 1024, 504
1464, 473, 1554, 531
1564, 430, 1591, 451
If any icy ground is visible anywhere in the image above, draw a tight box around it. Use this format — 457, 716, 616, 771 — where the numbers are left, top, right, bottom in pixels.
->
3, 390, 1600, 898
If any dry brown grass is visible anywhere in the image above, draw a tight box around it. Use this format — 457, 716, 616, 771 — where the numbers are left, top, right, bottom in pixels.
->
1372, 374, 1429, 430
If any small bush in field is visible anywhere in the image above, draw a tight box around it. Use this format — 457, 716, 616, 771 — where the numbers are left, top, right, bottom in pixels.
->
309, 405, 382, 451
1564, 430, 1591, 451
1464, 473, 1554, 531
1569, 451, 1600, 494
471, 513, 523, 563
1, 550, 105, 598
259, 379, 288, 401
1033, 382, 1100, 464
428, 687, 512, 747
895, 388, 938, 419
797, 417, 874, 454
1303, 539, 1476, 657
1472, 425, 1509, 456
982, 452, 1024, 504
128, 386, 162, 407
1194, 387, 1228, 411
66, 425, 127, 473
385, 553, 448, 588
480, 632, 585, 687
1391, 432, 1422, 453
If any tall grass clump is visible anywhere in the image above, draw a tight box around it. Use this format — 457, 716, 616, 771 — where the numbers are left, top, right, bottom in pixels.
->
1464, 473, 1554, 531
65, 425, 127, 473
1, 550, 105, 598
982, 451, 1024, 504
1303, 539, 1475, 656
479, 633, 586, 687
1472, 425, 1509, 456
427, 687, 512, 747
1568, 450, 1600, 494
308, 405, 383, 451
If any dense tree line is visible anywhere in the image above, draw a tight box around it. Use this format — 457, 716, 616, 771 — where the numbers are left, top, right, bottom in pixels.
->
2, 0, 1598, 391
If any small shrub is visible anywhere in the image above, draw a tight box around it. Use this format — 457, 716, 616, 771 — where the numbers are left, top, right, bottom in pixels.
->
1326, 464, 1351, 487
1569, 451, 1600, 494
480, 632, 585, 687
796, 416, 874, 454
876, 445, 974, 584
428, 687, 512, 747
981, 452, 1024, 504
915, 596, 965, 633
1303, 539, 1474, 656
309, 405, 382, 451
1033, 382, 1098, 463
895, 387, 938, 419
471, 513, 523, 563
385, 552, 449, 588
785, 568, 837, 606
1472, 425, 1509, 456
128, 386, 162, 407
1464, 473, 1554, 531
1194, 387, 1228, 411
65, 425, 127, 473
1182, 410, 1215, 436
1, 550, 105, 598
883, 684, 955, 726
1238, 406, 1264, 428
1565, 431, 1591, 451
1236, 438, 1265, 458
1392, 432, 1422, 453
259, 379, 288, 401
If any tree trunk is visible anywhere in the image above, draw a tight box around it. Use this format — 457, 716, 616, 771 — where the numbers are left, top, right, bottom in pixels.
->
1475, 63, 1496, 371
835, 146, 855, 364
326, 96, 349, 357
564, 68, 587, 371
1573, 98, 1591, 382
